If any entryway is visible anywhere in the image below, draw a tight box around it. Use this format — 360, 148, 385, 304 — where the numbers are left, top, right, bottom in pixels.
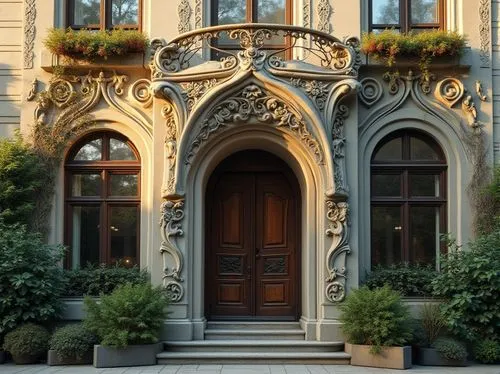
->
205, 150, 301, 320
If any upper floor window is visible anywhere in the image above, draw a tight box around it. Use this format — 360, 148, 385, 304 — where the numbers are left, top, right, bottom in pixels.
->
68, 0, 141, 30
371, 130, 447, 267
370, 0, 444, 33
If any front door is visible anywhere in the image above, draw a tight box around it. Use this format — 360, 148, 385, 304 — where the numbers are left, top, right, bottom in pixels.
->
205, 151, 300, 320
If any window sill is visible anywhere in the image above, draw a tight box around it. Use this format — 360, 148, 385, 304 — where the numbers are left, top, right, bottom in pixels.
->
41, 49, 150, 72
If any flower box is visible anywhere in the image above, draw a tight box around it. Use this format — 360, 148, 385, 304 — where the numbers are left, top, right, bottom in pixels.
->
47, 349, 93, 366
93, 343, 162, 368
350, 344, 412, 369
417, 347, 467, 366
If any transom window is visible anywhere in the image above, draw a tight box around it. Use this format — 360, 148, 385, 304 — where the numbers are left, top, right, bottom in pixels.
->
68, 0, 141, 30
370, 0, 444, 33
65, 132, 140, 269
371, 130, 447, 267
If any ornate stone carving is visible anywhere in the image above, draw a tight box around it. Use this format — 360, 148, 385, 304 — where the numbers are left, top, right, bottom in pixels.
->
290, 79, 330, 111
24, 0, 36, 69
177, 0, 192, 34
359, 77, 383, 107
462, 94, 479, 128
162, 102, 178, 196
130, 79, 153, 108
479, 0, 490, 68
475, 80, 487, 102
165, 281, 184, 302
26, 78, 38, 101
181, 79, 218, 111
435, 78, 464, 108
303, 0, 311, 28
383, 70, 435, 96
317, 0, 331, 33
160, 198, 185, 302
325, 199, 350, 303
185, 85, 323, 165
332, 104, 349, 194
48, 79, 77, 107
194, 0, 202, 29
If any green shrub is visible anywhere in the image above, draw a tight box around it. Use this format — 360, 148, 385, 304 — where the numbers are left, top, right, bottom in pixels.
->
420, 303, 446, 347
365, 263, 438, 297
0, 222, 65, 336
0, 135, 46, 226
63, 263, 149, 296
3, 323, 50, 361
339, 286, 412, 353
49, 324, 97, 359
474, 339, 500, 364
84, 283, 169, 348
43, 28, 149, 60
432, 227, 500, 342
433, 337, 467, 361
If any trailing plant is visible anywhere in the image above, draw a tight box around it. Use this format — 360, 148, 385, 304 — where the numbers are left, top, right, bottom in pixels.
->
84, 283, 169, 348
433, 337, 467, 361
339, 286, 412, 354
3, 323, 50, 363
49, 324, 97, 359
420, 303, 446, 347
432, 226, 500, 343
361, 30, 466, 78
63, 263, 149, 297
364, 263, 438, 297
44, 28, 149, 61
474, 339, 500, 364
0, 221, 66, 336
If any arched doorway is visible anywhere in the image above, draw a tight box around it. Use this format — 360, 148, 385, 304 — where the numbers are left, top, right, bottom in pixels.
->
205, 150, 301, 320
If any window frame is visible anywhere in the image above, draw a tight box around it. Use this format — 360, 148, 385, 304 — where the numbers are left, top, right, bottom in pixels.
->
370, 130, 447, 267
67, 0, 142, 30
369, 0, 445, 33
64, 131, 141, 269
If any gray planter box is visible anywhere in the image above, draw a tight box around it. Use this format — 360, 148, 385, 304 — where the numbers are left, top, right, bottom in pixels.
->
350, 344, 412, 369
93, 343, 162, 368
47, 349, 93, 366
417, 347, 467, 366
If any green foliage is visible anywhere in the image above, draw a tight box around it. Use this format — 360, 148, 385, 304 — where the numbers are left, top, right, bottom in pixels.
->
433, 337, 467, 361
475, 166, 500, 235
83, 283, 169, 348
0, 134, 47, 227
432, 227, 500, 342
3, 323, 50, 358
43, 28, 149, 60
49, 324, 97, 359
339, 286, 413, 354
365, 263, 438, 297
0, 222, 66, 336
420, 303, 446, 347
63, 263, 150, 296
474, 339, 500, 364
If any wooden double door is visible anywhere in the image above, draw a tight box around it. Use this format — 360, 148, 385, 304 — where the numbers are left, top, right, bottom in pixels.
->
205, 151, 300, 320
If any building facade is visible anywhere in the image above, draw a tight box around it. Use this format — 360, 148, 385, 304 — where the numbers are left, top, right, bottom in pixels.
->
0, 0, 497, 342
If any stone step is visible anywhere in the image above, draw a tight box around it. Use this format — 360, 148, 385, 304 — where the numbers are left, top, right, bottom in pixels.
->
206, 321, 301, 330
204, 328, 305, 340
164, 340, 345, 353
156, 351, 351, 365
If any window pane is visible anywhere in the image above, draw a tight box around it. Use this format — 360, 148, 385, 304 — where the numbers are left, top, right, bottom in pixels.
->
372, 0, 400, 24
411, 0, 438, 24
410, 137, 441, 160
71, 174, 101, 196
109, 206, 138, 266
111, 0, 139, 25
73, 0, 101, 25
258, 0, 286, 23
410, 206, 439, 264
71, 206, 100, 268
109, 174, 138, 196
74, 138, 102, 161
109, 138, 137, 160
217, 0, 247, 24
371, 206, 402, 265
410, 174, 440, 197
373, 137, 402, 161
372, 174, 402, 196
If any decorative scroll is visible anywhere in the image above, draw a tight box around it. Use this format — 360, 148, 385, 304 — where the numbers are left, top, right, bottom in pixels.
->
332, 104, 349, 194
24, 0, 36, 69
162, 102, 178, 196
316, 0, 331, 33
475, 80, 487, 102
185, 85, 323, 165
181, 79, 218, 111
383, 69, 435, 96
303, 0, 311, 28
159, 199, 185, 302
177, 0, 192, 34
194, 0, 202, 29
479, 0, 490, 68
130, 79, 153, 108
359, 77, 383, 108
26, 78, 38, 101
435, 78, 464, 108
462, 94, 479, 128
290, 79, 331, 111
325, 199, 350, 303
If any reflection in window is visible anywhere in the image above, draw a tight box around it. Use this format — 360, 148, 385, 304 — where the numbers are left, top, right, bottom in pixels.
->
68, 0, 140, 30
65, 132, 140, 268
371, 130, 446, 267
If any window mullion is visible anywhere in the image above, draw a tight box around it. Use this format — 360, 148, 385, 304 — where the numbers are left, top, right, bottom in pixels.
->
401, 0, 408, 33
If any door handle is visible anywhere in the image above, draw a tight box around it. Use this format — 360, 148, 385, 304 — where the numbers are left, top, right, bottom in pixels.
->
255, 248, 260, 258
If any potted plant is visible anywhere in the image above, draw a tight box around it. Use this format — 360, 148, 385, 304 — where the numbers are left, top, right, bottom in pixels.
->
3, 323, 50, 364
84, 282, 169, 368
474, 339, 500, 364
340, 286, 413, 369
48, 324, 97, 365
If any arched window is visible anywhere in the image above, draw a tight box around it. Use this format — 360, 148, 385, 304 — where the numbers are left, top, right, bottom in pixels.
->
370, 130, 447, 267
65, 131, 141, 268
